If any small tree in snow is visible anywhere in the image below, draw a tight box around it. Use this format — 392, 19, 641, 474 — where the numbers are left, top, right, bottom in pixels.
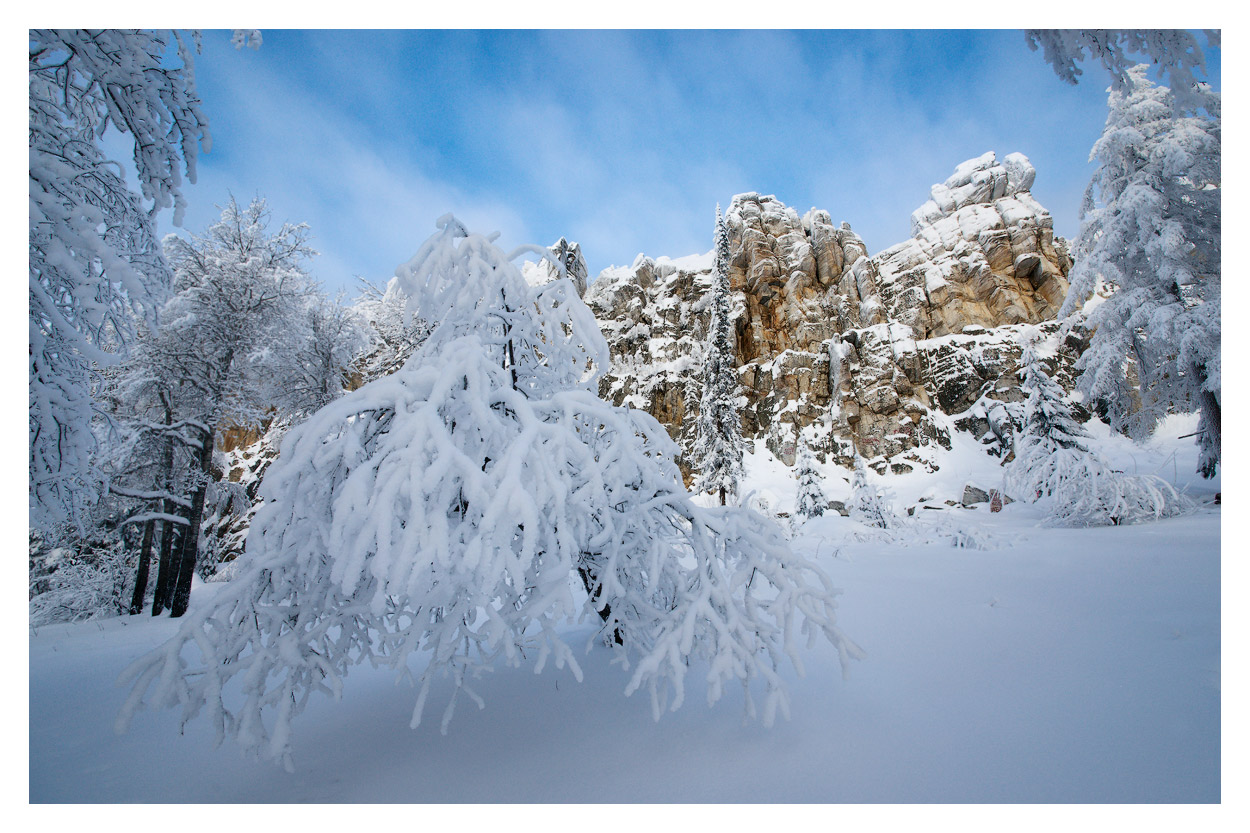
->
279, 291, 370, 417
849, 452, 897, 529
1005, 328, 1190, 527
793, 435, 828, 523
117, 217, 861, 770
692, 205, 743, 505
1059, 66, 1220, 478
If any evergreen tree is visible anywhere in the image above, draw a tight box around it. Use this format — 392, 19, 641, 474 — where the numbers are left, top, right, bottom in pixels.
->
793, 435, 828, 522
116, 217, 861, 770
1005, 328, 1190, 527
1025, 29, 1218, 115
849, 452, 896, 529
1016, 333, 1088, 458
692, 205, 743, 505
1059, 66, 1220, 478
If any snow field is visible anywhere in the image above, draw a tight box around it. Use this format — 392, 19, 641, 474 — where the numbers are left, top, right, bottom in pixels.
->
29, 416, 1221, 803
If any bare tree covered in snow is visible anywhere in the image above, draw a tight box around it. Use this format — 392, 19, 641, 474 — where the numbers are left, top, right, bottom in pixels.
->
278, 291, 370, 417
110, 198, 316, 617
692, 206, 743, 505
28, 29, 257, 533
1005, 329, 1190, 527
1059, 67, 1220, 478
352, 277, 432, 381
116, 217, 861, 770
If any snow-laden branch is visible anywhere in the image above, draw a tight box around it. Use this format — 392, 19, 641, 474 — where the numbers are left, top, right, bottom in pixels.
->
117, 218, 861, 769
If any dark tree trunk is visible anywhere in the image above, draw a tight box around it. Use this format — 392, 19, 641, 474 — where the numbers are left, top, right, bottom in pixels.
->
151, 513, 184, 615
1197, 374, 1221, 479
128, 519, 155, 615
150, 397, 182, 616
578, 563, 623, 646
170, 426, 215, 618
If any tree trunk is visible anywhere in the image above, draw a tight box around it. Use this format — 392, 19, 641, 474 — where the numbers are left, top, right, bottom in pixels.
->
577, 562, 623, 646
129, 519, 155, 615
1196, 368, 1221, 479
151, 396, 182, 616
151, 512, 185, 615
170, 426, 215, 618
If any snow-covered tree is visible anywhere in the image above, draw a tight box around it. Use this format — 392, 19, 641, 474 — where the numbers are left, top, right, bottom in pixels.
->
353, 277, 431, 381
115, 198, 315, 616
279, 291, 370, 417
1005, 329, 1190, 527
793, 435, 828, 523
1014, 332, 1089, 458
1059, 67, 1220, 478
849, 453, 897, 529
28, 29, 257, 533
116, 217, 861, 770
1025, 29, 1219, 114
29, 527, 137, 627
692, 205, 743, 505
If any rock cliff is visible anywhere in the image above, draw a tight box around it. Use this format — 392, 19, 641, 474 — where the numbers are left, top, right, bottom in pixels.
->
584, 151, 1079, 475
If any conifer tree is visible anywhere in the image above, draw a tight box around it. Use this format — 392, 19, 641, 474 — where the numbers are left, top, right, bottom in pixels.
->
793, 435, 828, 522
692, 205, 743, 505
849, 452, 896, 529
1059, 66, 1220, 478
1005, 328, 1189, 526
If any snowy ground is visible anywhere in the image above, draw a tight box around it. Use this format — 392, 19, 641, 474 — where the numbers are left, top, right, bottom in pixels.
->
28, 416, 1224, 804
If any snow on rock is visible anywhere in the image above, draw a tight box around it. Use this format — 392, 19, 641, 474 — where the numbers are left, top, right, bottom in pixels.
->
587, 153, 1076, 479
519, 237, 589, 296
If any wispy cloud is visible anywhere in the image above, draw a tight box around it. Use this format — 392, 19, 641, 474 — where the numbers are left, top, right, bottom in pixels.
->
170, 29, 1219, 292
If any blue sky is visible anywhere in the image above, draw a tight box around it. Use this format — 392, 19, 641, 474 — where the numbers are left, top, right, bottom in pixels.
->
164, 29, 1222, 294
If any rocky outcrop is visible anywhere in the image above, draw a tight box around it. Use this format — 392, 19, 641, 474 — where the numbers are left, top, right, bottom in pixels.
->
522, 237, 589, 297
585, 152, 1077, 474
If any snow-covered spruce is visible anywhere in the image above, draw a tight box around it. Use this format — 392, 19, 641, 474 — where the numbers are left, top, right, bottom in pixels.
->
1060, 66, 1220, 479
116, 217, 861, 770
691, 206, 744, 505
1025, 29, 1218, 116
793, 435, 828, 524
848, 453, 899, 529
1005, 328, 1191, 527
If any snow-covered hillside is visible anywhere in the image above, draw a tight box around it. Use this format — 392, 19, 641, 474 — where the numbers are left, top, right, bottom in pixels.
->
29, 415, 1220, 802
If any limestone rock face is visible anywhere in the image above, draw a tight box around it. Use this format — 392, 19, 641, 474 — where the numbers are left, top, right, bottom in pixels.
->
587, 152, 1077, 474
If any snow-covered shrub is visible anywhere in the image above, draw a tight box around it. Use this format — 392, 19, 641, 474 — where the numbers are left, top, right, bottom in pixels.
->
117, 216, 862, 770
1006, 329, 1191, 526
30, 532, 135, 627
919, 514, 999, 551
